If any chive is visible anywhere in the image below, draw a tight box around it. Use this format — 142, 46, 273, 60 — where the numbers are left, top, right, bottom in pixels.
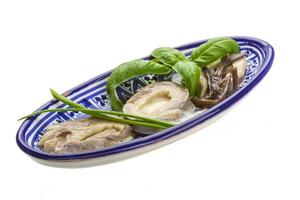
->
50, 89, 174, 126
18, 89, 175, 129
19, 108, 174, 127
50, 89, 174, 127
50, 88, 85, 110
18, 108, 173, 128
19, 107, 169, 129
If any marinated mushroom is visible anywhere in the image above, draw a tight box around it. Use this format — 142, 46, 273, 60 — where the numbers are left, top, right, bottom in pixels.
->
38, 118, 132, 153
193, 53, 247, 108
123, 81, 194, 121
122, 81, 196, 134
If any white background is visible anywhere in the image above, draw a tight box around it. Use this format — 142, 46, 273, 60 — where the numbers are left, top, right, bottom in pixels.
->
0, 0, 299, 199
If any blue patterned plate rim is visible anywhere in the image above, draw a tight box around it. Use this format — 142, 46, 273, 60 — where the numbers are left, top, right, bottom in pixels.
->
16, 36, 274, 160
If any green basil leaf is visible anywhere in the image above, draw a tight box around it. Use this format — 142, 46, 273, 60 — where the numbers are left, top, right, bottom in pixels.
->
106, 59, 172, 110
172, 61, 201, 96
190, 37, 240, 67
151, 47, 186, 67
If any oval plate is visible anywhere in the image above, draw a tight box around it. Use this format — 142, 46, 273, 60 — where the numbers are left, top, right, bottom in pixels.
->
16, 36, 274, 167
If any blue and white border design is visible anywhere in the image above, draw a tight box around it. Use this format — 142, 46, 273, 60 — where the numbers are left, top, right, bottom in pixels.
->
16, 36, 274, 161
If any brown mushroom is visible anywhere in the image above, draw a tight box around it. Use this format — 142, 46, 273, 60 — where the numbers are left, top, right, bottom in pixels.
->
193, 53, 247, 108
193, 73, 232, 108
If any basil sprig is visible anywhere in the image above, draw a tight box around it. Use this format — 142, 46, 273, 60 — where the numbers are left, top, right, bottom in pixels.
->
150, 47, 186, 67
172, 61, 201, 96
190, 37, 240, 67
106, 60, 172, 110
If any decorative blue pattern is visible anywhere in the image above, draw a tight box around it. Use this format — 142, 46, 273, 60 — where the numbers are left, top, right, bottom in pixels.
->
16, 36, 274, 160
